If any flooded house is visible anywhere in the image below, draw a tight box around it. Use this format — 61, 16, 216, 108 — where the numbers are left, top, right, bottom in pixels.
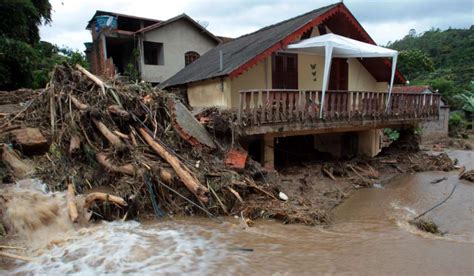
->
160, 2, 442, 170
85, 11, 221, 84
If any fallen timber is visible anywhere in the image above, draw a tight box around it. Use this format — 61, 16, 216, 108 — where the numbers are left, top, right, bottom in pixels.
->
0, 64, 457, 228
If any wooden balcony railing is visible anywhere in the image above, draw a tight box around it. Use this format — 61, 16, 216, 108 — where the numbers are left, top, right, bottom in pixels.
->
238, 89, 441, 126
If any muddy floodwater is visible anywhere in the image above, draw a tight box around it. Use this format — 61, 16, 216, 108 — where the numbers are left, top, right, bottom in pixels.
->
3, 150, 473, 274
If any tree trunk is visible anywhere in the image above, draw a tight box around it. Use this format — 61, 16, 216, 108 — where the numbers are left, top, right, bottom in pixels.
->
92, 118, 125, 150
138, 127, 209, 203
66, 181, 79, 223
69, 135, 81, 155
96, 152, 135, 175
84, 192, 128, 209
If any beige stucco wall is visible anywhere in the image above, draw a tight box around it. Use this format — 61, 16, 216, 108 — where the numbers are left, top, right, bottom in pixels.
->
230, 57, 271, 108
298, 54, 325, 90
187, 78, 231, 108
187, 49, 389, 110
140, 19, 217, 83
348, 58, 388, 92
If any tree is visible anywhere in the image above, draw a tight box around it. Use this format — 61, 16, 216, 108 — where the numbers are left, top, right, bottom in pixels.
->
454, 82, 474, 114
0, 38, 38, 90
397, 49, 434, 80
0, 0, 52, 44
31, 43, 89, 88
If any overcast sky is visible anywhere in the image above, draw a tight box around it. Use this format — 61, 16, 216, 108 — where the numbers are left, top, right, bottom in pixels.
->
40, 0, 473, 51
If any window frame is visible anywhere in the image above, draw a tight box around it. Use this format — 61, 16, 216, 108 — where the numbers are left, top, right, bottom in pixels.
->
143, 41, 164, 65
184, 51, 200, 66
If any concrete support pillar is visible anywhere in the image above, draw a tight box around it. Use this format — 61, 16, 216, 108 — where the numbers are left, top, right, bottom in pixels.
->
262, 133, 275, 171
357, 129, 382, 157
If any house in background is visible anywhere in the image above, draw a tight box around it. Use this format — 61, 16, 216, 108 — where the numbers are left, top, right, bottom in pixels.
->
85, 11, 221, 84
393, 85, 449, 142
161, 2, 442, 170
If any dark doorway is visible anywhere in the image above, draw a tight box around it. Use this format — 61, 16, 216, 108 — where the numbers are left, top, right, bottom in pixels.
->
329, 58, 348, 90
274, 135, 333, 169
105, 37, 135, 74
272, 53, 298, 89
341, 132, 358, 158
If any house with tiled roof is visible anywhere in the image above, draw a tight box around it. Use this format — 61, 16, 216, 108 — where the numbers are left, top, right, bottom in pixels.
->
85, 11, 221, 84
158, 2, 442, 169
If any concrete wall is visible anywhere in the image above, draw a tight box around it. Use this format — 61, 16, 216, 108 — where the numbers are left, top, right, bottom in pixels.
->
358, 129, 382, 157
420, 106, 449, 142
140, 19, 217, 83
348, 58, 388, 92
187, 78, 231, 108
230, 57, 272, 108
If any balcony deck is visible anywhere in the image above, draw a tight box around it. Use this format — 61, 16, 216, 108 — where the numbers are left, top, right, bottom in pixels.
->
238, 89, 441, 135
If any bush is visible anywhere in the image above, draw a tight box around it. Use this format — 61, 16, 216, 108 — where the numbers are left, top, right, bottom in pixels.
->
0, 38, 38, 90
384, 128, 400, 141
449, 111, 465, 126
449, 111, 466, 137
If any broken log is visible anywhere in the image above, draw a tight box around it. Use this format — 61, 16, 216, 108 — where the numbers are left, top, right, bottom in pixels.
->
70, 95, 88, 110
228, 186, 243, 203
69, 135, 81, 155
138, 127, 209, 203
96, 152, 135, 175
92, 118, 125, 150
379, 159, 398, 164
322, 167, 336, 181
76, 64, 106, 95
0, 251, 33, 262
108, 105, 130, 119
84, 192, 128, 209
1, 144, 34, 178
66, 182, 79, 223
113, 130, 129, 140
159, 168, 174, 184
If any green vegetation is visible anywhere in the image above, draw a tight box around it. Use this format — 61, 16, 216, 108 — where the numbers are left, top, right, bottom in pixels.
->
0, 0, 88, 90
384, 128, 400, 141
388, 27, 474, 110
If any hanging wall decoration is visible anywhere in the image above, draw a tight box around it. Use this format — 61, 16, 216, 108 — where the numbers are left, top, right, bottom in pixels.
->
310, 63, 317, 82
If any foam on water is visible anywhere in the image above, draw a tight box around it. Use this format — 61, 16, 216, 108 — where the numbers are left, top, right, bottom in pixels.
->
9, 220, 246, 274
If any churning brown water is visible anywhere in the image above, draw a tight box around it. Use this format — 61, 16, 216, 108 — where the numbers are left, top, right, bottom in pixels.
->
2, 150, 473, 275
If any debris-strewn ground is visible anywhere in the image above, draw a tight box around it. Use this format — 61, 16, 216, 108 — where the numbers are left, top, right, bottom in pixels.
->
424, 136, 473, 151
0, 64, 459, 231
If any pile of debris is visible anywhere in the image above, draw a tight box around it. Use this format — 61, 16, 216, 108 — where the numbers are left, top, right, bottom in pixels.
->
459, 169, 474, 183
0, 64, 276, 226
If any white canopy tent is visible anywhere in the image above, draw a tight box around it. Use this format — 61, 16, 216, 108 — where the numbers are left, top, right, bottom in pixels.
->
287, 33, 399, 118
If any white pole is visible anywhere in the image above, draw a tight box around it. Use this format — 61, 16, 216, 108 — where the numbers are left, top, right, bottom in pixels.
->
320, 44, 333, 118
385, 53, 398, 112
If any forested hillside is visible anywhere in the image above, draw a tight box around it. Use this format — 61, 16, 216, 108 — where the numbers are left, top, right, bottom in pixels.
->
388, 27, 474, 109
0, 0, 88, 91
